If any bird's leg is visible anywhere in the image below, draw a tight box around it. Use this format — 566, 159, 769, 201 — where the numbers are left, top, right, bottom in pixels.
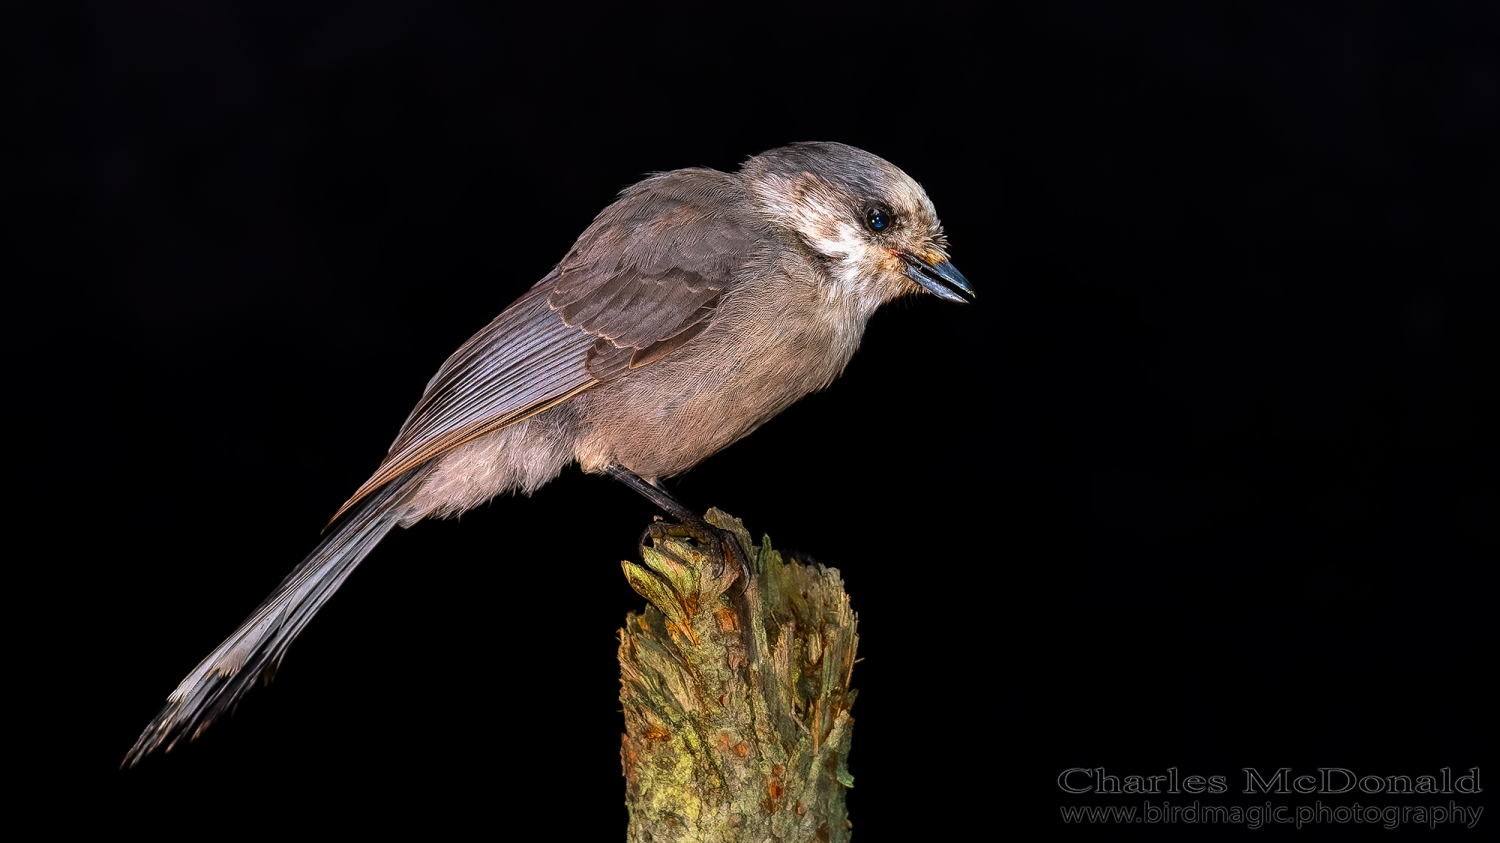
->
604, 464, 749, 583
604, 464, 698, 524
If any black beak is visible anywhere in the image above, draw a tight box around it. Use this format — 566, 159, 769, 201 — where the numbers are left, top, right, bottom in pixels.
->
897, 252, 975, 303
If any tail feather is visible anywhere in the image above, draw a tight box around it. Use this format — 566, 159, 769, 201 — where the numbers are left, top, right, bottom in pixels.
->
122, 470, 420, 767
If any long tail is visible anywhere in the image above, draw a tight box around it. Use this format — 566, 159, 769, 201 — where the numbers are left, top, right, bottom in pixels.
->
122, 469, 421, 767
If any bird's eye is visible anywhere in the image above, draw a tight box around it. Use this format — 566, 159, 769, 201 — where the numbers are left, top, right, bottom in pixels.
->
865, 207, 892, 232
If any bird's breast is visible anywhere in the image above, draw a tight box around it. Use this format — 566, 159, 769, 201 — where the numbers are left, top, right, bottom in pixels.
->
571, 275, 866, 479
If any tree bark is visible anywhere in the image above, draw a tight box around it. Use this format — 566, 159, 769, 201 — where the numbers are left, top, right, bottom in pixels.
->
618, 509, 859, 843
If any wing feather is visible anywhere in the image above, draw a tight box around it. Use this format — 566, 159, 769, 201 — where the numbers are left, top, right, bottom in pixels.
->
549, 168, 754, 350
332, 286, 597, 520
331, 168, 759, 521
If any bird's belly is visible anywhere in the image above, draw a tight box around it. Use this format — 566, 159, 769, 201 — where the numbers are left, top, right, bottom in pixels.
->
572, 314, 854, 479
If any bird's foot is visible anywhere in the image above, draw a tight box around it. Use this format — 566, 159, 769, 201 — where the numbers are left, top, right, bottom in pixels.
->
606, 464, 751, 586
643, 517, 750, 586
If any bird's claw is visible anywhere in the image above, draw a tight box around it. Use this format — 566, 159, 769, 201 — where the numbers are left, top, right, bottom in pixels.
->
642, 518, 749, 585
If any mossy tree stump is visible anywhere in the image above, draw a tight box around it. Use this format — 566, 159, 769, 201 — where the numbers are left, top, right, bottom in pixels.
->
618, 509, 859, 842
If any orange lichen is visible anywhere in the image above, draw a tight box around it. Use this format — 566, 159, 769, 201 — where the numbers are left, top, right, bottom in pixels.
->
715, 605, 738, 632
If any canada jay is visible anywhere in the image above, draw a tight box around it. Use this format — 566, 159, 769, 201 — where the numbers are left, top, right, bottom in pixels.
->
123, 141, 973, 765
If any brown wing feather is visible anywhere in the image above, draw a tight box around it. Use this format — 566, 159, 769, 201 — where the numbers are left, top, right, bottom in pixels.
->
330, 168, 755, 522
549, 168, 753, 348
332, 284, 598, 521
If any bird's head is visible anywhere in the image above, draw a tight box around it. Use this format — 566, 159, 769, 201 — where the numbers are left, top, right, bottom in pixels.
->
741, 142, 973, 312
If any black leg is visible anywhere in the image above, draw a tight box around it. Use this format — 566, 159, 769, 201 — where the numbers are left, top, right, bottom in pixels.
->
604, 464, 749, 584
604, 465, 700, 525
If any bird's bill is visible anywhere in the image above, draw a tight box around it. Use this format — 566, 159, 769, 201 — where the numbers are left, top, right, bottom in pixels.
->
896, 251, 975, 303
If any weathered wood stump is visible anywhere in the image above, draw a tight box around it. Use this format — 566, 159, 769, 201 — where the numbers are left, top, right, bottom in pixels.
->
618, 509, 859, 842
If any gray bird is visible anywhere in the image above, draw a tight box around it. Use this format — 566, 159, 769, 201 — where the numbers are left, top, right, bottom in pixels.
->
123, 141, 973, 766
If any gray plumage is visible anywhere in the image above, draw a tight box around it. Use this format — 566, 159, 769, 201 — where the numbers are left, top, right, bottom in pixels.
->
124, 142, 972, 766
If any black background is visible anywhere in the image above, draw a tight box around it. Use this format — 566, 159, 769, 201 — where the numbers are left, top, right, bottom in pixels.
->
14, 1, 1494, 836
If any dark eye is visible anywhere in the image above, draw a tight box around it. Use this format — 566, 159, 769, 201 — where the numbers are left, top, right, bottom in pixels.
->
865, 206, 892, 232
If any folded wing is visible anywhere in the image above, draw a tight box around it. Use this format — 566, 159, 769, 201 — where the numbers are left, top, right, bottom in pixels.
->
332, 168, 756, 520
